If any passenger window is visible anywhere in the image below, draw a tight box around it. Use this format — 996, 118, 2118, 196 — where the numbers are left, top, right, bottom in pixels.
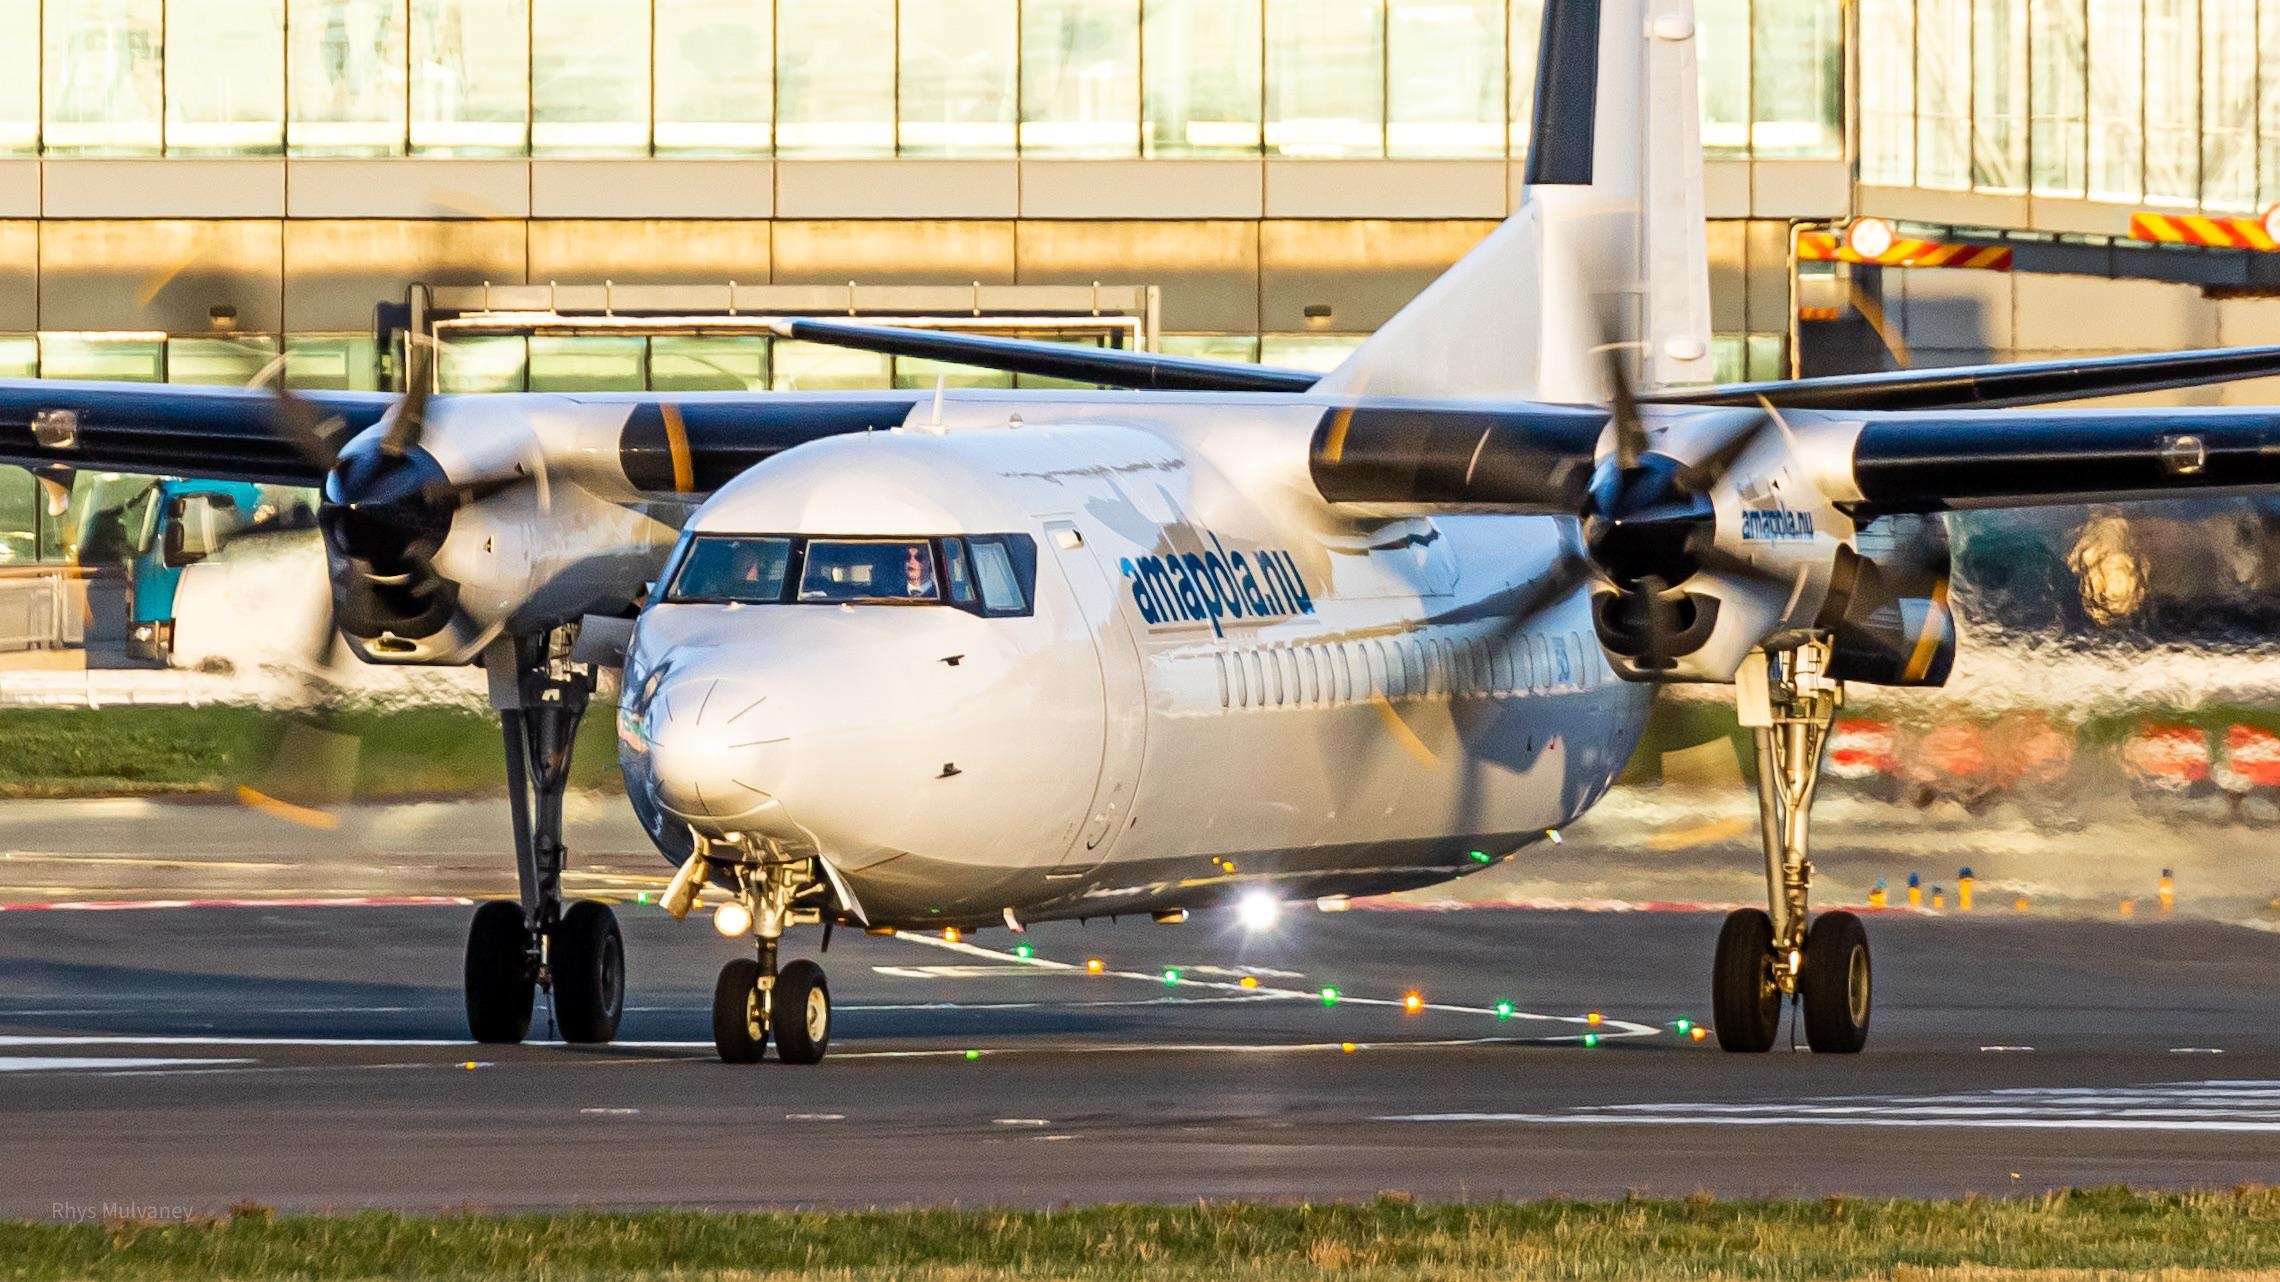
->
1301, 647, 1320, 705
1330, 643, 1350, 703
1491, 638, 1512, 694
1214, 653, 1229, 709
969, 539, 1028, 613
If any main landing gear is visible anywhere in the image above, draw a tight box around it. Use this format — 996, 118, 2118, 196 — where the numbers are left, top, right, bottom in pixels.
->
1713, 639, 1872, 1055
703, 850, 833, 1065
465, 627, 625, 1046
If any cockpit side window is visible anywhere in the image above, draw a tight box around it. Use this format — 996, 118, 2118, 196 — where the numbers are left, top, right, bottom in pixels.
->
665, 535, 793, 604
967, 536, 1030, 615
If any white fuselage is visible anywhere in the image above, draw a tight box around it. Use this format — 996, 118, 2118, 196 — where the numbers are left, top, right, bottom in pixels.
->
617, 393, 1654, 927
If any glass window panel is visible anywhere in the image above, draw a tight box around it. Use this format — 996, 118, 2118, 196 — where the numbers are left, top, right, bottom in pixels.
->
1697, 0, 1750, 156
2088, 0, 2143, 201
1159, 334, 1261, 363
1710, 333, 1746, 383
529, 336, 648, 391
1745, 333, 1786, 383
40, 334, 164, 381
438, 336, 528, 392
284, 335, 381, 390
2264, 1, 2280, 206
0, 466, 36, 566
1859, 0, 1915, 184
167, 336, 280, 385
532, 0, 649, 154
1972, 0, 2028, 192
2200, 0, 2258, 210
2144, 0, 2199, 205
164, 0, 285, 154
1260, 334, 1366, 372
2030, 0, 2088, 196
1916, 0, 1972, 189
0, 336, 35, 378
412, 0, 529, 154
1020, 0, 1140, 156
0, 1, 32, 153
1387, 0, 1503, 158
770, 341, 890, 391
778, 1, 895, 155
649, 336, 769, 391
1266, 0, 1384, 157
655, 0, 772, 155
1751, 0, 1842, 158
1142, 0, 1262, 155
45, 0, 164, 154
894, 357, 1014, 391
899, 0, 1017, 155
1509, 0, 1541, 164
289, 0, 407, 154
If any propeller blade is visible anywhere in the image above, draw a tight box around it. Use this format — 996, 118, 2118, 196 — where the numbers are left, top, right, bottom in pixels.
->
1419, 551, 1597, 637
380, 335, 436, 457
249, 353, 345, 473
1677, 410, 1779, 493
1603, 345, 1647, 472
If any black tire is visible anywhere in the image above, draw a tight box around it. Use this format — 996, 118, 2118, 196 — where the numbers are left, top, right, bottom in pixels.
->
772, 959, 831, 1066
465, 900, 535, 1045
1712, 907, 1783, 1053
1800, 910, 1872, 1054
713, 958, 767, 1064
552, 900, 625, 1045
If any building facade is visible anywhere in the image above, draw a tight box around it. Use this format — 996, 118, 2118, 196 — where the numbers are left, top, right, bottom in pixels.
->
3, 0, 2280, 569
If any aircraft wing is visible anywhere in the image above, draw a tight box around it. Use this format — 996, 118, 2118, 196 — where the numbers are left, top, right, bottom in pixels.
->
1844, 405, 2280, 513
0, 380, 396, 486
771, 317, 2280, 411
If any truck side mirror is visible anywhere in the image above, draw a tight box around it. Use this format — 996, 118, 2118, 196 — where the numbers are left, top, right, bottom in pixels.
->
161, 493, 240, 569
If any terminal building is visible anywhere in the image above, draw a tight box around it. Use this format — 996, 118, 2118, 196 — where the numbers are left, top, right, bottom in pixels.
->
2, 0, 2280, 576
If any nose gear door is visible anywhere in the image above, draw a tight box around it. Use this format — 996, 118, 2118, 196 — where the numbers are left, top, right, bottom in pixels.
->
1041, 519, 1148, 877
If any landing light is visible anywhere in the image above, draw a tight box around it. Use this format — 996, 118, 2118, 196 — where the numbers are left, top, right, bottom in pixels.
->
713, 902, 752, 938
1236, 890, 1282, 932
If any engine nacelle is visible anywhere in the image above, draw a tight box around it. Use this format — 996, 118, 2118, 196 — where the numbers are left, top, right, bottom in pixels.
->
1821, 514, 1956, 687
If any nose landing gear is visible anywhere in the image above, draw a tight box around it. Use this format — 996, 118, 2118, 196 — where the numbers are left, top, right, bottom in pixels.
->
1715, 640, 1871, 1054
709, 853, 835, 1065
464, 626, 624, 1046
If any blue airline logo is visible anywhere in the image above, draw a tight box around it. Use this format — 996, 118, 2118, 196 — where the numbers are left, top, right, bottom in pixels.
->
1119, 531, 1315, 638
1740, 507, 1815, 542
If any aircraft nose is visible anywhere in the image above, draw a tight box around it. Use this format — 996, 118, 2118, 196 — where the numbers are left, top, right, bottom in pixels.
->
634, 673, 792, 834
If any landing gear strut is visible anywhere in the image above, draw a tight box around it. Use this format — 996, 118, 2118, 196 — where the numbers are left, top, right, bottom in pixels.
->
708, 850, 833, 1065
1714, 639, 1871, 1054
465, 626, 624, 1045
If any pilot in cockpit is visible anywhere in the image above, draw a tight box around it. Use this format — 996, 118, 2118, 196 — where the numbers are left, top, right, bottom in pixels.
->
902, 544, 934, 598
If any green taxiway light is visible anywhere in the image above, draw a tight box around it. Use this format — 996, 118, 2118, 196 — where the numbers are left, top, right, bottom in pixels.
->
1319, 986, 1341, 1007
1494, 1001, 1514, 1020
1013, 943, 1034, 959
635, 891, 650, 905
1161, 967, 1180, 985
1674, 1018, 1693, 1034
1468, 849, 1492, 864
964, 1050, 980, 1061
1582, 1032, 1600, 1048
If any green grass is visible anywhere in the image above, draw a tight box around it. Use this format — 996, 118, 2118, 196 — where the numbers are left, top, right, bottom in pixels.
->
0, 705, 622, 801
6, 1190, 2280, 1280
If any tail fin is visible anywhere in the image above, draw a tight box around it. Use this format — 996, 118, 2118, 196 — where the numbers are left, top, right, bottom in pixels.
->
1312, 0, 1712, 401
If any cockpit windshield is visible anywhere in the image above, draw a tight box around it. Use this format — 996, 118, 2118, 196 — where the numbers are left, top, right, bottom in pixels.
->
660, 532, 1036, 616
799, 540, 938, 603
666, 536, 792, 604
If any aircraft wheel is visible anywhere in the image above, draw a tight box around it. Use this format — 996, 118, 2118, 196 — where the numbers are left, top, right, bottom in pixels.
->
771, 959, 832, 1066
1800, 910, 1872, 1054
1711, 907, 1783, 1053
553, 900, 625, 1045
713, 958, 768, 1064
465, 899, 536, 1045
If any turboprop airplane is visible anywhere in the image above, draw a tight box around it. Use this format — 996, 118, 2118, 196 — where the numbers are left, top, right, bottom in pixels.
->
11, 0, 2280, 1065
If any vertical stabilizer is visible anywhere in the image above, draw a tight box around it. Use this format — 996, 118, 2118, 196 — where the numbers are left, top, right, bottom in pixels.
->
1312, 0, 1712, 401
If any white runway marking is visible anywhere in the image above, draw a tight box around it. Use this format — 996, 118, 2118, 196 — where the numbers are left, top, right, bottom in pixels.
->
0, 1055, 252, 1073
1379, 1080, 2280, 1133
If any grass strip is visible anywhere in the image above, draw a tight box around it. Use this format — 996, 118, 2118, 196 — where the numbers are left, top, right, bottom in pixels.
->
5, 1188, 2280, 1281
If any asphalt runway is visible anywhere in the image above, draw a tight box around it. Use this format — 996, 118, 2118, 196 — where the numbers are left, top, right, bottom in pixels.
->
4, 900, 2279, 1215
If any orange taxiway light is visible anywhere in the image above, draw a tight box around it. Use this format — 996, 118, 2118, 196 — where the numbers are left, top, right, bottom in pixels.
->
1341, 1042, 1358, 1053
1085, 957, 1105, 974
1585, 1011, 1604, 1026
1402, 991, 1425, 1014
1239, 976, 1259, 989
942, 927, 962, 943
